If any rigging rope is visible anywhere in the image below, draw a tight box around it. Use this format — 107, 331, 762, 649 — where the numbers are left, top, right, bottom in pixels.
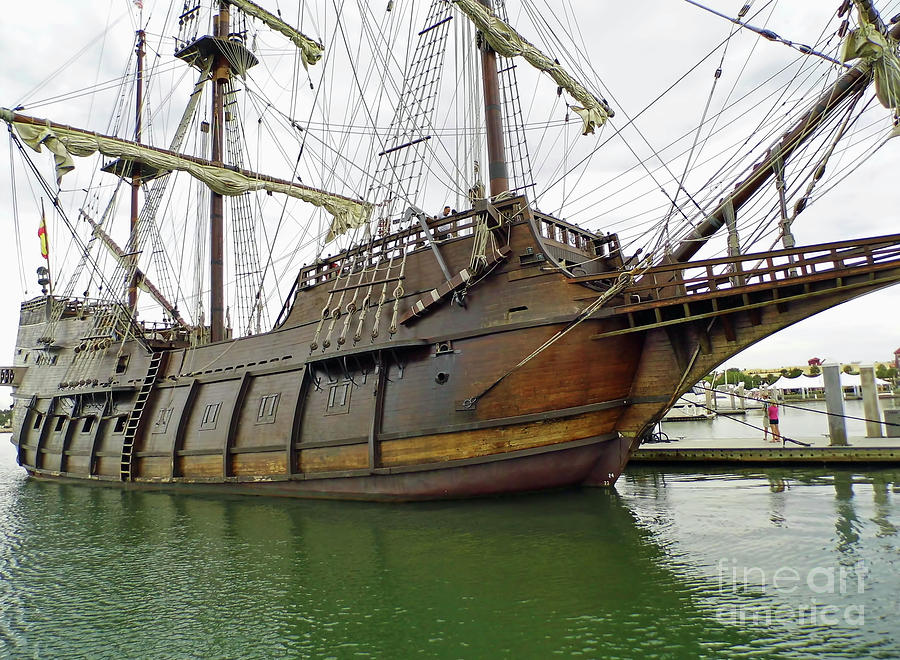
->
681, 0, 851, 68
692, 381, 900, 428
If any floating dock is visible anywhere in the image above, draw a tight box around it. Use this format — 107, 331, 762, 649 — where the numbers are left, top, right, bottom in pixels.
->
633, 435, 900, 465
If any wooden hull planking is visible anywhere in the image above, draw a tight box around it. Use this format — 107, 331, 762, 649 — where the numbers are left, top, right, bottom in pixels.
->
8, 199, 900, 500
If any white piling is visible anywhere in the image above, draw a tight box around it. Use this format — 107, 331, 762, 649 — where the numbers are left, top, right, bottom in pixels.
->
860, 365, 883, 438
823, 362, 848, 446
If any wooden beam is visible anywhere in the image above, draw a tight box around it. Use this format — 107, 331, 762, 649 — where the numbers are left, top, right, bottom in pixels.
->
87, 401, 112, 477
223, 371, 252, 478
32, 397, 57, 471
720, 315, 737, 343
170, 380, 200, 478
368, 356, 386, 472
288, 365, 309, 476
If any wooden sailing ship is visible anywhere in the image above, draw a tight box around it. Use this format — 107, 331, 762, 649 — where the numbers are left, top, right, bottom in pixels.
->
3, 0, 900, 499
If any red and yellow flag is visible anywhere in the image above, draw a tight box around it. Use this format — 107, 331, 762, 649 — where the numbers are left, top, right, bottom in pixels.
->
38, 214, 49, 260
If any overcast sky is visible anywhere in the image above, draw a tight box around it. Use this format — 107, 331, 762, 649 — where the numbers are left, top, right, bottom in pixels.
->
0, 0, 899, 409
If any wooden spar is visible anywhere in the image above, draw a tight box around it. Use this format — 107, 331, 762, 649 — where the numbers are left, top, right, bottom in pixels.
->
478, 0, 509, 197
128, 29, 145, 312
80, 211, 189, 327
669, 14, 900, 265
853, 0, 886, 32
210, 3, 229, 343
3, 111, 367, 207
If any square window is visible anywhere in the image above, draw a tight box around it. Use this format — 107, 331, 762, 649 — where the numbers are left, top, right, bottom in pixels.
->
81, 417, 94, 433
256, 394, 280, 424
114, 416, 127, 434
54, 416, 66, 432
325, 382, 351, 415
152, 407, 173, 434
200, 402, 221, 430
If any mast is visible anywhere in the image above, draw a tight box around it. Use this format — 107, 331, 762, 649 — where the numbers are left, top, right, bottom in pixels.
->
477, 0, 509, 197
128, 29, 145, 312
210, 2, 229, 342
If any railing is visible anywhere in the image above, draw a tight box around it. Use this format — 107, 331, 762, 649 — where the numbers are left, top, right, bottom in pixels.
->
294, 198, 541, 291
19, 295, 191, 346
295, 209, 483, 291
533, 211, 610, 254
570, 233, 900, 303
273, 199, 609, 327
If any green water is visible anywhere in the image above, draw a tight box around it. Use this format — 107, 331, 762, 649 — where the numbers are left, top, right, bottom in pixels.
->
0, 438, 897, 658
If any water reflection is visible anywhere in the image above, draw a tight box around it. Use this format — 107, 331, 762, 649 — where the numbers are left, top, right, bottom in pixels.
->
1, 438, 898, 657
1, 464, 761, 658
623, 466, 899, 657
767, 475, 788, 526
833, 472, 861, 554
870, 472, 897, 538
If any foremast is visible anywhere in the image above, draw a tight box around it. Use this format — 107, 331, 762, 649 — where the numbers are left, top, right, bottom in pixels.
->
477, 0, 509, 197
2, 0, 347, 342
457, 0, 614, 197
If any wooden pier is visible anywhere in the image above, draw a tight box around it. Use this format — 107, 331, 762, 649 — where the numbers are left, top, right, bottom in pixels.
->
632, 435, 900, 465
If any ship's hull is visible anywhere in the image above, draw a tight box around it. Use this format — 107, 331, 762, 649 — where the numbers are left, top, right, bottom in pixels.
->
19, 434, 632, 501
10, 314, 639, 499
7, 199, 900, 500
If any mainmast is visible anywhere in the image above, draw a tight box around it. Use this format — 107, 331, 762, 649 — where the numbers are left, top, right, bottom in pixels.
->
170, 0, 322, 341
209, 2, 229, 342
477, 0, 509, 197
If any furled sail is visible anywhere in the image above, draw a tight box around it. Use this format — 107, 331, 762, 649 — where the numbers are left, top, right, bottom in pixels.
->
1, 109, 370, 237
840, 13, 900, 112
453, 0, 613, 135
225, 0, 323, 69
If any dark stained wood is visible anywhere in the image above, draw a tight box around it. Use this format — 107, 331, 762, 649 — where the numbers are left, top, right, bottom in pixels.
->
720, 315, 737, 343
288, 365, 309, 476
223, 371, 251, 477
32, 397, 57, 471
56, 413, 79, 473
478, 0, 509, 196
368, 357, 386, 471
171, 380, 200, 478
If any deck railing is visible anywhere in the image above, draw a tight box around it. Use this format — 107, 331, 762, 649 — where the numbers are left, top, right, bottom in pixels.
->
569, 233, 900, 304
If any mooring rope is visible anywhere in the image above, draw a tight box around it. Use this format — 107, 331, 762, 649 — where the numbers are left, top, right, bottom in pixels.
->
691, 382, 900, 428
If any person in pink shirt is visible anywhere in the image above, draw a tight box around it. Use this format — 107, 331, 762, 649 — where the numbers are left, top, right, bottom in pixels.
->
767, 401, 781, 443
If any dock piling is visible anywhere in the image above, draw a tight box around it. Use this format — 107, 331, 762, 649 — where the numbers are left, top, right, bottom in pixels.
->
860, 365, 883, 438
823, 363, 849, 446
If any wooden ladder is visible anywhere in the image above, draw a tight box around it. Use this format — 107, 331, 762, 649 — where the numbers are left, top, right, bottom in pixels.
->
119, 352, 163, 481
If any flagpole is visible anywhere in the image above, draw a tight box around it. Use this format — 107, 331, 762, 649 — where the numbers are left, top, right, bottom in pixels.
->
38, 198, 52, 296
